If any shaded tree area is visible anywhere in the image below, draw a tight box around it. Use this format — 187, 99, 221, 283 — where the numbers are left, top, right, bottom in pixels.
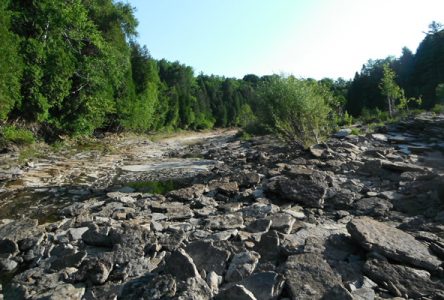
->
0, 1, 261, 137
346, 22, 444, 115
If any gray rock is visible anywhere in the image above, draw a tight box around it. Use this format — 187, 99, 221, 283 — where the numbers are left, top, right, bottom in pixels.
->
205, 213, 244, 230
240, 271, 284, 300
215, 284, 257, 300
254, 230, 281, 263
215, 182, 239, 195
267, 213, 295, 234
71, 258, 112, 285
233, 171, 261, 188
185, 241, 230, 276
50, 251, 87, 271
164, 249, 200, 281
40, 283, 86, 300
0, 219, 40, 242
158, 230, 186, 251
354, 197, 393, 217
167, 184, 206, 201
245, 219, 272, 233
364, 258, 444, 298
282, 253, 351, 300
347, 217, 442, 272
176, 277, 213, 300
265, 177, 326, 208
82, 225, 113, 248
142, 275, 177, 299
335, 128, 352, 138
0, 258, 18, 272
225, 251, 260, 282
242, 203, 275, 218
68, 227, 89, 241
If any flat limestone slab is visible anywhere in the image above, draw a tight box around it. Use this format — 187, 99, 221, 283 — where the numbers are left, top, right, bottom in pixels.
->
347, 217, 442, 272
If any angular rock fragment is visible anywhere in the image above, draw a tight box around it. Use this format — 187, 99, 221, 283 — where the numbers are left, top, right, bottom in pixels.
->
282, 253, 351, 300
267, 213, 295, 234
265, 176, 326, 208
225, 251, 260, 282
205, 213, 244, 230
347, 217, 442, 272
163, 249, 200, 281
215, 284, 257, 300
364, 258, 444, 298
185, 241, 230, 276
239, 271, 284, 300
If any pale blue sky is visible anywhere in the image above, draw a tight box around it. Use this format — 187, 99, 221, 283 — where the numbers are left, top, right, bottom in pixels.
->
127, 0, 444, 79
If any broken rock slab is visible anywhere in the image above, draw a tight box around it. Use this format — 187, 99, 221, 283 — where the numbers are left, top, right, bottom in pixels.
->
347, 217, 442, 272
364, 258, 444, 299
282, 253, 352, 300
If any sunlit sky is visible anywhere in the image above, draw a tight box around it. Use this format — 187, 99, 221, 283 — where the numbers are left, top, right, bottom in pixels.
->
127, 0, 443, 80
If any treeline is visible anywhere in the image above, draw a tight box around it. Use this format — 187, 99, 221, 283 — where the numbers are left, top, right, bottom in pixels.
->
1, 0, 443, 140
0, 0, 263, 136
345, 22, 444, 116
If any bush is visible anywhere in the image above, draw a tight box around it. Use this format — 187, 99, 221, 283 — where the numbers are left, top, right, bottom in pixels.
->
432, 104, 444, 114
1, 125, 35, 145
360, 107, 390, 123
257, 76, 334, 148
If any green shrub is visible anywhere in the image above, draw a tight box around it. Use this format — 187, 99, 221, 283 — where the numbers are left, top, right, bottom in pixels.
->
1, 126, 35, 145
257, 76, 334, 148
432, 104, 444, 114
360, 107, 390, 123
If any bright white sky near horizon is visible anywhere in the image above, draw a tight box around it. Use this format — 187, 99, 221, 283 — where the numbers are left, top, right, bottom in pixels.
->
127, 0, 443, 80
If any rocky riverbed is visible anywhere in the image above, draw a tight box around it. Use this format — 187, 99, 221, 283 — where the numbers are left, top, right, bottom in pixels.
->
1, 115, 444, 299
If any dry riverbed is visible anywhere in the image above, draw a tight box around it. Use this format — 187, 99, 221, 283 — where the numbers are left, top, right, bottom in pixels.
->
0, 115, 444, 299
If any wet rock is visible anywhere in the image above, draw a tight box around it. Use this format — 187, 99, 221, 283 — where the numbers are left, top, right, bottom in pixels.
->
364, 258, 444, 298
347, 217, 442, 272
185, 241, 230, 276
163, 248, 200, 281
265, 176, 326, 208
205, 213, 244, 230
225, 251, 260, 282
239, 271, 284, 300
215, 284, 256, 300
282, 253, 350, 300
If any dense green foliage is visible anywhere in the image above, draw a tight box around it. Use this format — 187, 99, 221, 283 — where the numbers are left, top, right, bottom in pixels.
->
256, 76, 334, 148
0, 1, 443, 147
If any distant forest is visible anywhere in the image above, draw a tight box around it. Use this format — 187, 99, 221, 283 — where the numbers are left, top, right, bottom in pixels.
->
1, 1, 444, 137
